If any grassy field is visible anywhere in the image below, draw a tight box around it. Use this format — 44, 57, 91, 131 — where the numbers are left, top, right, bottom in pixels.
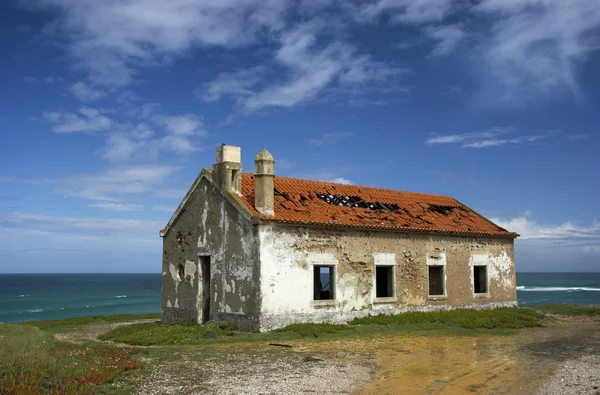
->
1, 304, 595, 393
99, 307, 545, 346
534, 303, 600, 316
0, 323, 140, 394
22, 313, 161, 333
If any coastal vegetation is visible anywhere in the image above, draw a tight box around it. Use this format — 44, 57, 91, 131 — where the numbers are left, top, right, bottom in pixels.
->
535, 303, 600, 316
0, 305, 596, 393
100, 307, 544, 346
0, 323, 139, 394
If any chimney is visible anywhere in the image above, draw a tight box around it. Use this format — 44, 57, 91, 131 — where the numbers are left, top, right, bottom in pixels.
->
254, 149, 275, 216
212, 144, 242, 196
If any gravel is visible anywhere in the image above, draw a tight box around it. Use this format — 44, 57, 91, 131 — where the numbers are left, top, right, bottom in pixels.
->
135, 347, 373, 395
537, 355, 600, 395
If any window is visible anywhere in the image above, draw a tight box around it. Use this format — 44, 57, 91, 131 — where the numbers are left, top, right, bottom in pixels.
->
473, 265, 488, 294
428, 265, 445, 296
178, 264, 185, 282
313, 265, 335, 300
375, 266, 394, 298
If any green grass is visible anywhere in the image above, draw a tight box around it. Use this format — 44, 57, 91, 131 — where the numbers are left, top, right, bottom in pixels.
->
534, 304, 600, 316
273, 322, 354, 337
22, 313, 161, 333
100, 307, 544, 346
0, 323, 140, 394
98, 320, 236, 346
350, 307, 545, 329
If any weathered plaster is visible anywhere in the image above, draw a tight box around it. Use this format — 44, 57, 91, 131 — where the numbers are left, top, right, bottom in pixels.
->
257, 224, 517, 331
161, 175, 261, 330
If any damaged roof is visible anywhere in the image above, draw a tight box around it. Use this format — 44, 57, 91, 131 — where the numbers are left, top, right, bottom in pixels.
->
238, 173, 517, 238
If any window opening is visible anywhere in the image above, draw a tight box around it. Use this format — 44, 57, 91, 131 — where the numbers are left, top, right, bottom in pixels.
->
375, 266, 394, 298
473, 265, 488, 294
428, 266, 445, 296
313, 266, 335, 300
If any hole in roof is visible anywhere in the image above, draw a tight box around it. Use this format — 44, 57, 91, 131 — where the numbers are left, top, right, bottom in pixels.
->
428, 204, 456, 216
316, 194, 401, 213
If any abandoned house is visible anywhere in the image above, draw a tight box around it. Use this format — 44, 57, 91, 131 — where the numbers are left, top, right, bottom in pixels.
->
160, 144, 519, 331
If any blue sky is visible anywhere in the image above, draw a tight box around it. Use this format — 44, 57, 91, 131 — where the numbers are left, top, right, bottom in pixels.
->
1, 0, 599, 273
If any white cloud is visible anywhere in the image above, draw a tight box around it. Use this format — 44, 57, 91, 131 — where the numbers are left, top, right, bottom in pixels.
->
425, 127, 554, 148
490, 216, 600, 248
43, 107, 113, 133
473, 0, 600, 104
69, 82, 105, 102
242, 22, 404, 111
0, 212, 162, 246
101, 124, 157, 163
331, 177, 354, 184
151, 113, 207, 154
359, 0, 455, 24
89, 203, 144, 211
152, 205, 176, 212
47, 164, 183, 201
425, 24, 466, 56
309, 131, 353, 146
29, 0, 288, 86
201, 67, 264, 103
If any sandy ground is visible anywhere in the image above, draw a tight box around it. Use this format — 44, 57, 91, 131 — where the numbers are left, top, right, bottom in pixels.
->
55, 316, 600, 394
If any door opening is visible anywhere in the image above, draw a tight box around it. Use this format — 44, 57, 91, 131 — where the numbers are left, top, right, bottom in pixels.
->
199, 256, 211, 324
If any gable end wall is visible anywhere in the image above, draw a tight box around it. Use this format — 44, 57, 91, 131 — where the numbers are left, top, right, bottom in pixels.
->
161, 177, 261, 330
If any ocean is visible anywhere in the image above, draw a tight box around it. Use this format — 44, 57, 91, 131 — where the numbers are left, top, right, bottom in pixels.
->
0, 272, 599, 323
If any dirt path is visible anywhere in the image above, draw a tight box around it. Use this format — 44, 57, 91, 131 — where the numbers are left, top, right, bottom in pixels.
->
53, 319, 158, 345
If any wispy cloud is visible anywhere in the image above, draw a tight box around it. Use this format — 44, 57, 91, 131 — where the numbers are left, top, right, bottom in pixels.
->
309, 132, 353, 147
0, 212, 162, 246
152, 205, 176, 212
358, 0, 456, 24
44, 164, 184, 202
425, 127, 555, 148
201, 67, 265, 103
425, 24, 467, 56
89, 203, 144, 211
490, 215, 600, 253
29, 0, 288, 86
199, 21, 406, 111
43, 107, 113, 133
69, 82, 105, 102
472, 0, 600, 105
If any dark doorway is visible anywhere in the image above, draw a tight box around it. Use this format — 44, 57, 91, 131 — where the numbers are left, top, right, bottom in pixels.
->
199, 256, 211, 324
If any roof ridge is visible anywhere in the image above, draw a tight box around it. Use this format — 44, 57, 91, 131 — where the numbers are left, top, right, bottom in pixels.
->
242, 172, 455, 200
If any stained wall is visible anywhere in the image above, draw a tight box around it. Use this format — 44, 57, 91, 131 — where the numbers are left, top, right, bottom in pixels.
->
258, 223, 516, 331
161, 176, 261, 330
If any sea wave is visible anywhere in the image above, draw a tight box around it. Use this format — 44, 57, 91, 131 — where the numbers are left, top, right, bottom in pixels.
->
25, 309, 43, 313
115, 295, 127, 298
517, 286, 600, 292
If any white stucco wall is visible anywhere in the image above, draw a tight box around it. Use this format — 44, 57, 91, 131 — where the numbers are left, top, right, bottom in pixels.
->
257, 224, 517, 331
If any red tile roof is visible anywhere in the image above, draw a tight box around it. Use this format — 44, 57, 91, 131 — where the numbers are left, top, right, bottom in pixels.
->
238, 174, 517, 238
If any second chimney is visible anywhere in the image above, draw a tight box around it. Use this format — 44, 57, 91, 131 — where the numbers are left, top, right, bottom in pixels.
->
254, 149, 275, 216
